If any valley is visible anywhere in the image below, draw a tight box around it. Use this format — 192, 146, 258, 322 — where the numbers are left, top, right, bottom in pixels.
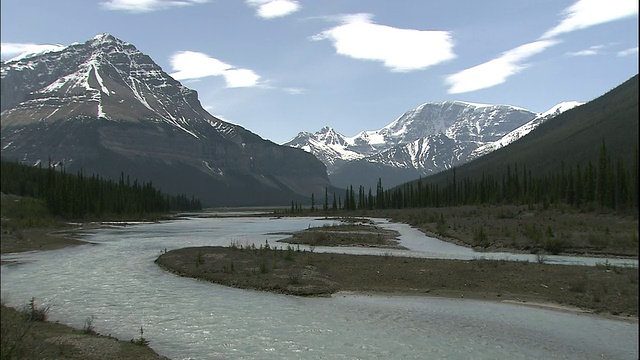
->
1, 31, 638, 359
2, 213, 637, 359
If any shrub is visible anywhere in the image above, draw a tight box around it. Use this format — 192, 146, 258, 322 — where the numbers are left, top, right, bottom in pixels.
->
22, 297, 49, 322
543, 238, 565, 255
83, 315, 96, 335
195, 251, 204, 268
285, 246, 294, 261
473, 227, 489, 247
131, 326, 150, 347
535, 252, 547, 264
288, 273, 301, 285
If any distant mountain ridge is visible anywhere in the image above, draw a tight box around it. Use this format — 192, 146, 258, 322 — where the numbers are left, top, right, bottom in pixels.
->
286, 100, 582, 190
1, 34, 330, 206
412, 74, 638, 192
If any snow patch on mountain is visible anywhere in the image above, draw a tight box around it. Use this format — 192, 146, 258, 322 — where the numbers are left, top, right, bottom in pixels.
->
470, 101, 584, 159
1, 33, 231, 140
285, 100, 539, 177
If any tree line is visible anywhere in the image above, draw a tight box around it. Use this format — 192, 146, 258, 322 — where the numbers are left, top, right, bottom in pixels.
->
1, 159, 202, 218
300, 140, 638, 213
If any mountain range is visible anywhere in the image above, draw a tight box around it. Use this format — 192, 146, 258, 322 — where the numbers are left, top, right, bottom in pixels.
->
0, 34, 330, 207
2, 33, 631, 209
414, 74, 638, 190
285, 100, 583, 190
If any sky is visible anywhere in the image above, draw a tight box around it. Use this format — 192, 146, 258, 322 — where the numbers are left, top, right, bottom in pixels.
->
1, 0, 638, 144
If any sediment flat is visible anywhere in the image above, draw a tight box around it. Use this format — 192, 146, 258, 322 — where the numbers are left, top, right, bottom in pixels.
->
155, 245, 638, 318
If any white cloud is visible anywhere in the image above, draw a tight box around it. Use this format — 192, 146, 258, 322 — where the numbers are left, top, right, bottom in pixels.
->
445, 39, 560, 94
1, 42, 66, 60
311, 13, 455, 72
618, 47, 639, 56
100, 0, 208, 13
565, 44, 604, 56
541, 0, 638, 39
223, 69, 261, 88
246, 0, 300, 19
283, 87, 305, 95
169, 51, 260, 88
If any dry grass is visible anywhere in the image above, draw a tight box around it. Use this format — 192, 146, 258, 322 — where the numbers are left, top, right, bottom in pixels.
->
156, 245, 638, 317
0, 302, 167, 360
341, 205, 639, 256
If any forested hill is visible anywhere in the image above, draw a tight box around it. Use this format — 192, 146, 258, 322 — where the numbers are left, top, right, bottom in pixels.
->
0, 159, 202, 219
371, 75, 638, 211
420, 74, 638, 186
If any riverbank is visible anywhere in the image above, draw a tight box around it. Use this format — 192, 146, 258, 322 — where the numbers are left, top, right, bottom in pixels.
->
273, 219, 405, 249
0, 303, 168, 360
0, 194, 172, 358
155, 245, 639, 318
328, 205, 639, 257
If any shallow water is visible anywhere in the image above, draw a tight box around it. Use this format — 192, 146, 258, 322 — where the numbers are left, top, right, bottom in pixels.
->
1, 216, 638, 359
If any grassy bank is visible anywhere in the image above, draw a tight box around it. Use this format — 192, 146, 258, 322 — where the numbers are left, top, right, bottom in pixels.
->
0, 194, 171, 358
296, 205, 639, 257
0, 193, 172, 255
156, 244, 638, 317
275, 218, 404, 249
0, 300, 167, 360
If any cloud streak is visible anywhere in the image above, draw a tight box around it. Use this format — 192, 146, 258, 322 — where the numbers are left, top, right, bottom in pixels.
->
445, 40, 560, 94
0, 42, 66, 60
246, 0, 300, 19
312, 13, 455, 72
565, 45, 605, 57
100, 0, 208, 13
169, 51, 260, 88
541, 0, 638, 39
445, 0, 637, 94
617, 47, 639, 57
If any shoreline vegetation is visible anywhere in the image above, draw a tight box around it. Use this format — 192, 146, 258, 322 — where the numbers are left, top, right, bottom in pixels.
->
2, 198, 638, 358
0, 301, 168, 360
1, 193, 171, 359
155, 242, 638, 319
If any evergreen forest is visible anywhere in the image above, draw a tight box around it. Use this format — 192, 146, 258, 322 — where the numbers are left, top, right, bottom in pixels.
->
1, 159, 202, 219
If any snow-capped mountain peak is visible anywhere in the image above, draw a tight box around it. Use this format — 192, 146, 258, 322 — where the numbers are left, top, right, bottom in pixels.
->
286, 99, 584, 189
285, 101, 538, 178
1, 33, 331, 207
538, 101, 584, 118
1, 33, 238, 139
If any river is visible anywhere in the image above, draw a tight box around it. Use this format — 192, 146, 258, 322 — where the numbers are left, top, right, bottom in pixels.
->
1, 216, 637, 359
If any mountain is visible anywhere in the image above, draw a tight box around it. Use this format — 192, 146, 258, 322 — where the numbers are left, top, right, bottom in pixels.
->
1, 34, 330, 206
286, 101, 579, 190
415, 74, 638, 189
469, 101, 584, 159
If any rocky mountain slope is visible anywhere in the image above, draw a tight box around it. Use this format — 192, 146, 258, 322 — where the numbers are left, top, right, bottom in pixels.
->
286, 101, 582, 190
1, 34, 330, 206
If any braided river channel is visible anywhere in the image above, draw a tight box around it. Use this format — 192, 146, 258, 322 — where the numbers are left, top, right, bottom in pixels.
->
1, 214, 638, 359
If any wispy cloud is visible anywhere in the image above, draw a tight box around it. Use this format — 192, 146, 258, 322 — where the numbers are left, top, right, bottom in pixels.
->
100, 0, 208, 13
565, 44, 605, 56
311, 13, 455, 72
0, 42, 66, 60
444, 0, 637, 94
618, 46, 639, 57
246, 0, 300, 19
283, 87, 305, 95
541, 0, 638, 39
445, 40, 559, 94
169, 51, 260, 88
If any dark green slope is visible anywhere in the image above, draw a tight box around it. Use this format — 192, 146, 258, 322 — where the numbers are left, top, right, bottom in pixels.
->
418, 74, 638, 187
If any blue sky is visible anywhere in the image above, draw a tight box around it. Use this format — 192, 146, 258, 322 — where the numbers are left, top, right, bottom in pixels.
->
1, 0, 638, 144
